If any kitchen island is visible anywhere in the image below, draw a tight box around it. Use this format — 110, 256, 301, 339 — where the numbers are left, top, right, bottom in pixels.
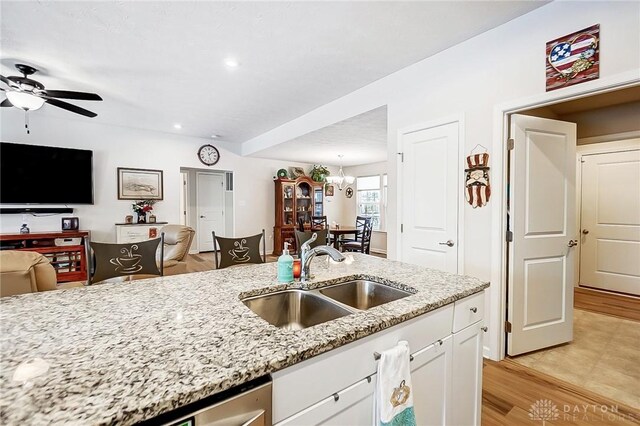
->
0, 253, 488, 425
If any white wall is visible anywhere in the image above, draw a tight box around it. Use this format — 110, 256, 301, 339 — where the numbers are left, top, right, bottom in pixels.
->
239, 2, 640, 358
0, 111, 312, 252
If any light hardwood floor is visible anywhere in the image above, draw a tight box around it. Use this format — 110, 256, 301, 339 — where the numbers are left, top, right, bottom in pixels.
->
509, 309, 640, 409
575, 287, 640, 322
482, 359, 640, 425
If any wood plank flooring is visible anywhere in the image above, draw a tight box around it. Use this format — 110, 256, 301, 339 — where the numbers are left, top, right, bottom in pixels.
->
575, 287, 640, 321
482, 359, 640, 425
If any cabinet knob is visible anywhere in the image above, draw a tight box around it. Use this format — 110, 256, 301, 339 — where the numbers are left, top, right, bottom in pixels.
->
470, 307, 478, 313
481, 326, 488, 332
333, 393, 339, 402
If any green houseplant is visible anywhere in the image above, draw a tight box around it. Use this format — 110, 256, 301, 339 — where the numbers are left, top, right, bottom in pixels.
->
309, 165, 330, 183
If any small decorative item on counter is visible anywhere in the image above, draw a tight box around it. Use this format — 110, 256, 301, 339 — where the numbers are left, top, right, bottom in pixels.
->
19, 223, 30, 234
125, 215, 134, 224
149, 227, 158, 238
292, 259, 302, 279
132, 200, 156, 223
277, 242, 294, 283
61, 217, 79, 231
148, 214, 157, 223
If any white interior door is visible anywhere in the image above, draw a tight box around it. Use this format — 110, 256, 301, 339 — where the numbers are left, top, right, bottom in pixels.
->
508, 114, 576, 356
197, 172, 225, 252
401, 121, 459, 273
580, 149, 640, 295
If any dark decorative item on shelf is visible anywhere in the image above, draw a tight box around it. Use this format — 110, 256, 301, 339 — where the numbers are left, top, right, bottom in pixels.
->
325, 185, 335, 197
118, 167, 163, 200
19, 223, 30, 234
345, 187, 354, 198
0, 64, 103, 134
61, 217, 79, 231
289, 167, 305, 178
276, 168, 288, 179
148, 214, 157, 223
125, 215, 134, 224
546, 24, 599, 92
197, 144, 220, 166
309, 164, 330, 182
465, 144, 491, 208
132, 200, 156, 224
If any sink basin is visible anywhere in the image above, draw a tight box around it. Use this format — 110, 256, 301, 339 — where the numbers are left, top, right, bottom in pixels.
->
242, 290, 352, 330
319, 280, 412, 310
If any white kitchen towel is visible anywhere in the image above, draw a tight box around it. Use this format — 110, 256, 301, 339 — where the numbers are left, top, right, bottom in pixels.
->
374, 341, 417, 426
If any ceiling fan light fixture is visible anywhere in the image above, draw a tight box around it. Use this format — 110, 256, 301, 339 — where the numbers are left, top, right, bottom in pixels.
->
6, 91, 45, 111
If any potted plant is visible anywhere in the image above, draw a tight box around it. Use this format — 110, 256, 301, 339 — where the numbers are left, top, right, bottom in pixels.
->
132, 200, 156, 223
309, 164, 330, 183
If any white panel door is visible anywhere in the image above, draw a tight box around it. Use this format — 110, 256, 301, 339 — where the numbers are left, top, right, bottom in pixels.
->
401, 122, 459, 273
508, 114, 576, 356
580, 149, 640, 295
197, 172, 225, 252
411, 336, 452, 426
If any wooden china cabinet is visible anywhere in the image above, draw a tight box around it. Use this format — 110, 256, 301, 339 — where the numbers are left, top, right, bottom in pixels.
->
274, 176, 324, 255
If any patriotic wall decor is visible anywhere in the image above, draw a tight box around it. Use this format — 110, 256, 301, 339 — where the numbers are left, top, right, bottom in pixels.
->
546, 24, 599, 92
465, 152, 491, 208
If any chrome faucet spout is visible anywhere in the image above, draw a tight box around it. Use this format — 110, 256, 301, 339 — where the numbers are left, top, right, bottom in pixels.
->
299, 233, 345, 282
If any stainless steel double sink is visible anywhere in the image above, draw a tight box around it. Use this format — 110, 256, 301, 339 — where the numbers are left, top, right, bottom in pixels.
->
242, 280, 413, 331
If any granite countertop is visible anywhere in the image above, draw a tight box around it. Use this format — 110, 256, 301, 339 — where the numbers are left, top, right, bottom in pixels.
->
0, 254, 488, 425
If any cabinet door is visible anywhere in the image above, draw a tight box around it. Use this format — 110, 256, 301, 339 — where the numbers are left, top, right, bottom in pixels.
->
411, 336, 453, 426
276, 376, 374, 426
451, 322, 484, 426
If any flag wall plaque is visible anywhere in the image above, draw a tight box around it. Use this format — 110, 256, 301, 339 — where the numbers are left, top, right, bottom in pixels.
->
546, 24, 599, 92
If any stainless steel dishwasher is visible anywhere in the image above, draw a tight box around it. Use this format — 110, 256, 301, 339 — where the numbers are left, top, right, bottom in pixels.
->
142, 376, 272, 426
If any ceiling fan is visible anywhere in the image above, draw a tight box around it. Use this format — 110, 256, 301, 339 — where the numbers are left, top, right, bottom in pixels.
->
0, 63, 102, 118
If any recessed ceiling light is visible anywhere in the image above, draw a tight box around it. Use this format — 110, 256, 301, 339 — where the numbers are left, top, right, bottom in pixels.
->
224, 58, 239, 68
173, 123, 182, 129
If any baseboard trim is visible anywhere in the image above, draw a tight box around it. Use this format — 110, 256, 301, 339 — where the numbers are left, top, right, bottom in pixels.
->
574, 286, 640, 322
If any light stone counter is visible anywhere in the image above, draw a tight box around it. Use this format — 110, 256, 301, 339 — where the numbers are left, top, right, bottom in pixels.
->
0, 253, 488, 425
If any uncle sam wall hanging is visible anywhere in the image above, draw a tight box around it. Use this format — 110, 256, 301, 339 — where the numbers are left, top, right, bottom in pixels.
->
465, 145, 491, 208
546, 24, 599, 92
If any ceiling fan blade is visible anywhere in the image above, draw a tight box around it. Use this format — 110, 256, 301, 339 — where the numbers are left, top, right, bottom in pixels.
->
1, 99, 13, 107
45, 98, 97, 118
0, 75, 10, 86
43, 90, 102, 101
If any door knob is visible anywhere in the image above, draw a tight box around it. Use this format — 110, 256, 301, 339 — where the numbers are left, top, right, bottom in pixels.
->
568, 239, 578, 247
582, 229, 589, 235
439, 240, 455, 247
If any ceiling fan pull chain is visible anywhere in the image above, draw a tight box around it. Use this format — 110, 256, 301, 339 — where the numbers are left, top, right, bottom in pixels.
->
24, 111, 30, 134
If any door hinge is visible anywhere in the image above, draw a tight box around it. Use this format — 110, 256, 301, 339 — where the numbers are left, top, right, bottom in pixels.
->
506, 230, 513, 242
397, 152, 404, 163
400, 224, 404, 233
505, 321, 512, 333
507, 138, 515, 150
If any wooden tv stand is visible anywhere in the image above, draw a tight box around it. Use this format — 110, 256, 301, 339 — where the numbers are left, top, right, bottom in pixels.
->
0, 231, 90, 283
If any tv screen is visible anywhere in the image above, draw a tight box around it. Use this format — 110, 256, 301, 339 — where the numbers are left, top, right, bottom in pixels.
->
0, 142, 94, 204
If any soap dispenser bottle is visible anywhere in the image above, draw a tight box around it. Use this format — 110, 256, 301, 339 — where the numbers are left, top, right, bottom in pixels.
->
277, 242, 294, 283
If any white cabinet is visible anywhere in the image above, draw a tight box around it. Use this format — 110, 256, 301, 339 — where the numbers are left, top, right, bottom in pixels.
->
451, 321, 484, 426
411, 336, 453, 426
115, 223, 167, 243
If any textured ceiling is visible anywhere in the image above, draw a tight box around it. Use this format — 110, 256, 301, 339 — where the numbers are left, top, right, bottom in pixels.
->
0, 1, 546, 144
252, 106, 387, 166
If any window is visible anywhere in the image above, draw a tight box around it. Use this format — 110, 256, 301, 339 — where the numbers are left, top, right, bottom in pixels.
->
356, 174, 387, 231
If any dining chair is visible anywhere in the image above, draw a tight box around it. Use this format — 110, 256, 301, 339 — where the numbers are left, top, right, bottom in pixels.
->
340, 216, 372, 245
311, 216, 328, 229
297, 216, 306, 232
341, 222, 373, 254
213, 229, 266, 269
89, 236, 164, 284
294, 229, 329, 257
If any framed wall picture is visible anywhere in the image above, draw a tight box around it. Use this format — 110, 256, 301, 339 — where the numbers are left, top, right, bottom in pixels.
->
117, 168, 164, 200
546, 24, 599, 92
325, 185, 335, 197
61, 217, 79, 231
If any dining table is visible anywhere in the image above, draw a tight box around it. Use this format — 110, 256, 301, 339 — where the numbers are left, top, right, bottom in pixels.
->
326, 226, 360, 250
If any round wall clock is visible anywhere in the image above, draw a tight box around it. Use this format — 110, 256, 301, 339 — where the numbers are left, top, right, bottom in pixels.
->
198, 144, 220, 166
345, 187, 354, 198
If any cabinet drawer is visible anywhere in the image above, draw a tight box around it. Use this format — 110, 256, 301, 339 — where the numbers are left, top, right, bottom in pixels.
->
453, 291, 484, 333
272, 303, 453, 423
276, 376, 375, 426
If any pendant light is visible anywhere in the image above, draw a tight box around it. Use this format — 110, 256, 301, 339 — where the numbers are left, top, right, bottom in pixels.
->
326, 155, 355, 191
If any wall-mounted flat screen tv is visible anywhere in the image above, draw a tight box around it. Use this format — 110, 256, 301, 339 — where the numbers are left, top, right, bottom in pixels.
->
0, 142, 94, 204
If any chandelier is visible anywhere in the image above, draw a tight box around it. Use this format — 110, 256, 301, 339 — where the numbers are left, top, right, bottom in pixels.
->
326, 155, 355, 191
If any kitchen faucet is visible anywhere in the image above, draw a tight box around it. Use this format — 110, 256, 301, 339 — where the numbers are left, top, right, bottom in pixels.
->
299, 233, 345, 282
